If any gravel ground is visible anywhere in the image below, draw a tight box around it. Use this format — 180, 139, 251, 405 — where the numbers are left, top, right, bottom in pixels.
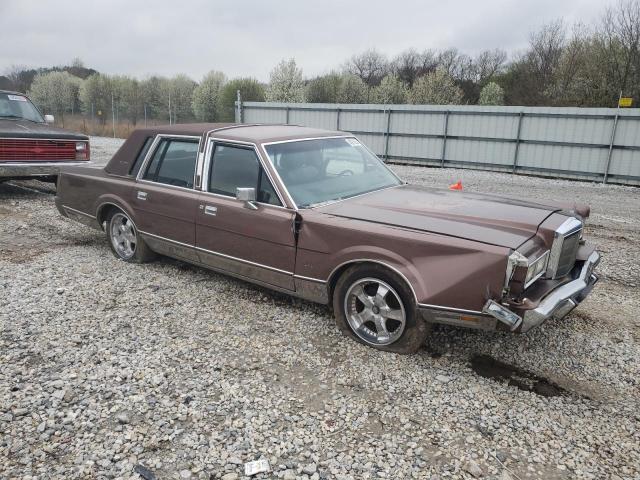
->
1, 136, 639, 480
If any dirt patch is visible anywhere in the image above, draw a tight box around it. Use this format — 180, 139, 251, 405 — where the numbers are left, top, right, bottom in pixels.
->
470, 354, 571, 398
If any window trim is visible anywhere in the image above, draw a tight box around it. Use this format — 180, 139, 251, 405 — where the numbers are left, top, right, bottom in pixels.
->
202, 138, 287, 208
260, 135, 405, 209
128, 136, 154, 176
136, 134, 202, 191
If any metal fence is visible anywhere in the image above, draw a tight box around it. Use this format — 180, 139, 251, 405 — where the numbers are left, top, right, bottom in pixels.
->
237, 102, 640, 185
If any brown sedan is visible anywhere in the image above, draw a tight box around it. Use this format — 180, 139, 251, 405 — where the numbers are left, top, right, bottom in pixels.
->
55, 124, 600, 353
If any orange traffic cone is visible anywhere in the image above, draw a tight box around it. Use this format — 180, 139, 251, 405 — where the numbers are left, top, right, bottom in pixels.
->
449, 180, 463, 190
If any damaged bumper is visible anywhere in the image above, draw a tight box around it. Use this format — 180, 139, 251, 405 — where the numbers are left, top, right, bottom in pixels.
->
484, 251, 600, 332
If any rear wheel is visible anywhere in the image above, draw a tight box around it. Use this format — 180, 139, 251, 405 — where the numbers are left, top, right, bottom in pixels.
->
106, 210, 156, 263
333, 264, 430, 354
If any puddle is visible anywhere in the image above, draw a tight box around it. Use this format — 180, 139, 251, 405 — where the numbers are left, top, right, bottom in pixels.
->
470, 354, 567, 397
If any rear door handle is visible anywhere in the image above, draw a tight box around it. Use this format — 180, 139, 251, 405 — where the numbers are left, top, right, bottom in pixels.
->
137, 191, 147, 200
204, 205, 217, 216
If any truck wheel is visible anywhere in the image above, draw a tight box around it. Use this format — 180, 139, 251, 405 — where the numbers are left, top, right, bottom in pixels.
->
106, 210, 156, 263
333, 264, 430, 354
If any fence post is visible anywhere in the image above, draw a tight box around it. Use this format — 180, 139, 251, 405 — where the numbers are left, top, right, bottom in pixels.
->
512, 111, 524, 173
440, 110, 450, 167
603, 112, 619, 184
235, 90, 242, 123
285, 106, 290, 124
336, 108, 341, 130
384, 108, 392, 160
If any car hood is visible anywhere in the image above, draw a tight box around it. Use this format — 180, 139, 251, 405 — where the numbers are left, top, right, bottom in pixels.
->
0, 119, 88, 140
315, 184, 564, 248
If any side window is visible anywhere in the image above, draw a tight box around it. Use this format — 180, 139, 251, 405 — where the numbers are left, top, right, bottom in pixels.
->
142, 139, 198, 188
129, 136, 153, 176
209, 144, 281, 206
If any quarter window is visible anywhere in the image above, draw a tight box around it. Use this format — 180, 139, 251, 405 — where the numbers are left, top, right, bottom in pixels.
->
142, 139, 198, 188
130, 136, 153, 176
209, 144, 281, 206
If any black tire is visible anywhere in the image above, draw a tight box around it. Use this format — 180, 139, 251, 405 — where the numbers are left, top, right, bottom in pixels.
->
106, 209, 156, 263
333, 263, 430, 354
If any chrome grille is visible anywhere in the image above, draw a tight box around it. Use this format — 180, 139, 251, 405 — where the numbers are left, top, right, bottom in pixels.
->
547, 217, 583, 279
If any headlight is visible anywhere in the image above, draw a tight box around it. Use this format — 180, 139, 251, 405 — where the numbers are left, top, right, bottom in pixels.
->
75, 141, 90, 160
505, 250, 550, 291
524, 251, 549, 288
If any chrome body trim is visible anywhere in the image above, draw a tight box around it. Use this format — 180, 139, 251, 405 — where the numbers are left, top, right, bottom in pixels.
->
547, 217, 583, 278
522, 250, 600, 332
134, 134, 202, 188
138, 230, 294, 276
260, 134, 404, 210
293, 274, 326, 284
62, 205, 94, 218
260, 135, 352, 147
417, 302, 484, 315
327, 258, 419, 304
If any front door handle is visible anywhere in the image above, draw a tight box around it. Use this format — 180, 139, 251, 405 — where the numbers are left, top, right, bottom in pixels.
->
204, 205, 217, 216
137, 191, 147, 200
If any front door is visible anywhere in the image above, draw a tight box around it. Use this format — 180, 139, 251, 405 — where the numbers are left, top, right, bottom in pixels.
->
195, 141, 296, 290
130, 136, 201, 262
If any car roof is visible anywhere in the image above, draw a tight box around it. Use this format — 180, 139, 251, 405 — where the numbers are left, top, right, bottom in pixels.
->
0, 89, 28, 96
132, 123, 347, 144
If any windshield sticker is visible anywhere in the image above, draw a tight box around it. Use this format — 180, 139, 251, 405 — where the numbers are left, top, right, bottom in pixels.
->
346, 138, 361, 147
8, 95, 27, 102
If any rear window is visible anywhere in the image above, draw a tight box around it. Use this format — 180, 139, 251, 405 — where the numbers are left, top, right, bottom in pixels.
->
129, 136, 153, 176
142, 139, 198, 188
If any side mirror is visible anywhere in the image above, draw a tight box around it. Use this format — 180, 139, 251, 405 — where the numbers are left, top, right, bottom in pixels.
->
236, 187, 258, 210
44, 114, 55, 124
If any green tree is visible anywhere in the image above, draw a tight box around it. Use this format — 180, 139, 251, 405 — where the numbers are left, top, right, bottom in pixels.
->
478, 82, 505, 105
266, 59, 305, 102
409, 68, 464, 105
372, 75, 408, 104
79, 73, 113, 124
337, 74, 368, 103
191, 71, 227, 122
29, 71, 81, 126
220, 78, 265, 121
306, 72, 343, 103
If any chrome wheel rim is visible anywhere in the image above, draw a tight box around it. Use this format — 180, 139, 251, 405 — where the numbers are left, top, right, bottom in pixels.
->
110, 213, 137, 259
344, 278, 406, 346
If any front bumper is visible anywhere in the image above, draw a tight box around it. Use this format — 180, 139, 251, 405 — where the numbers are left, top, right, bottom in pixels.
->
483, 251, 600, 332
520, 250, 600, 332
0, 161, 91, 178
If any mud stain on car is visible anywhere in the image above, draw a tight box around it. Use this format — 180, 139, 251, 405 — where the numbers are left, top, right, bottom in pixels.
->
470, 354, 571, 398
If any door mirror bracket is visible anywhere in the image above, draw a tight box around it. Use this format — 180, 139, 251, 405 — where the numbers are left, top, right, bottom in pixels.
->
236, 187, 258, 210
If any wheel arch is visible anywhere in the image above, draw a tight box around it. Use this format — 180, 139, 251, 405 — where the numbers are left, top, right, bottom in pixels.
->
95, 197, 136, 230
327, 259, 420, 305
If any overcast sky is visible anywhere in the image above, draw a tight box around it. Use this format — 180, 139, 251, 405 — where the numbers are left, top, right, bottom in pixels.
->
1, 0, 607, 82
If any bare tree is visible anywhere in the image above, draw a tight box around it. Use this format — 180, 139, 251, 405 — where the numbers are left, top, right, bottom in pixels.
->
391, 49, 438, 87
597, 0, 640, 103
344, 49, 389, 87
473, 49, 507, 84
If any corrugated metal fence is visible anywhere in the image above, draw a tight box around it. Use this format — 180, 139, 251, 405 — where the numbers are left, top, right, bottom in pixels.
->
238, 102, 640, 185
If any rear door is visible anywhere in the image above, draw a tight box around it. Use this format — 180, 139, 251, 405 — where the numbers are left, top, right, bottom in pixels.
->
130, 135, 201, 262
195, 140, 296, 290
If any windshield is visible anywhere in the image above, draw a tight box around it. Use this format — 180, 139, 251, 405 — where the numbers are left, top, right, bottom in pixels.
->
0, 93, 45, 123
265, 137, 401, 208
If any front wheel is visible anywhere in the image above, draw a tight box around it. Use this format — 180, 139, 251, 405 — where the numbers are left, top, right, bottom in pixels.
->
106, 210, 156, 263
333, 264, 430, 354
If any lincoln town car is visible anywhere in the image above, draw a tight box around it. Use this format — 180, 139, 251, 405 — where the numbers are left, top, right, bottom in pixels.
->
55, 124, 600, 353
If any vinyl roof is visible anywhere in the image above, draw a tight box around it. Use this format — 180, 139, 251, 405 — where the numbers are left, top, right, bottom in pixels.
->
132, 123, 346, 143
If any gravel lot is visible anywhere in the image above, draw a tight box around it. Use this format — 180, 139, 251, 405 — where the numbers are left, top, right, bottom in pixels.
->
1, 136, 639, 480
